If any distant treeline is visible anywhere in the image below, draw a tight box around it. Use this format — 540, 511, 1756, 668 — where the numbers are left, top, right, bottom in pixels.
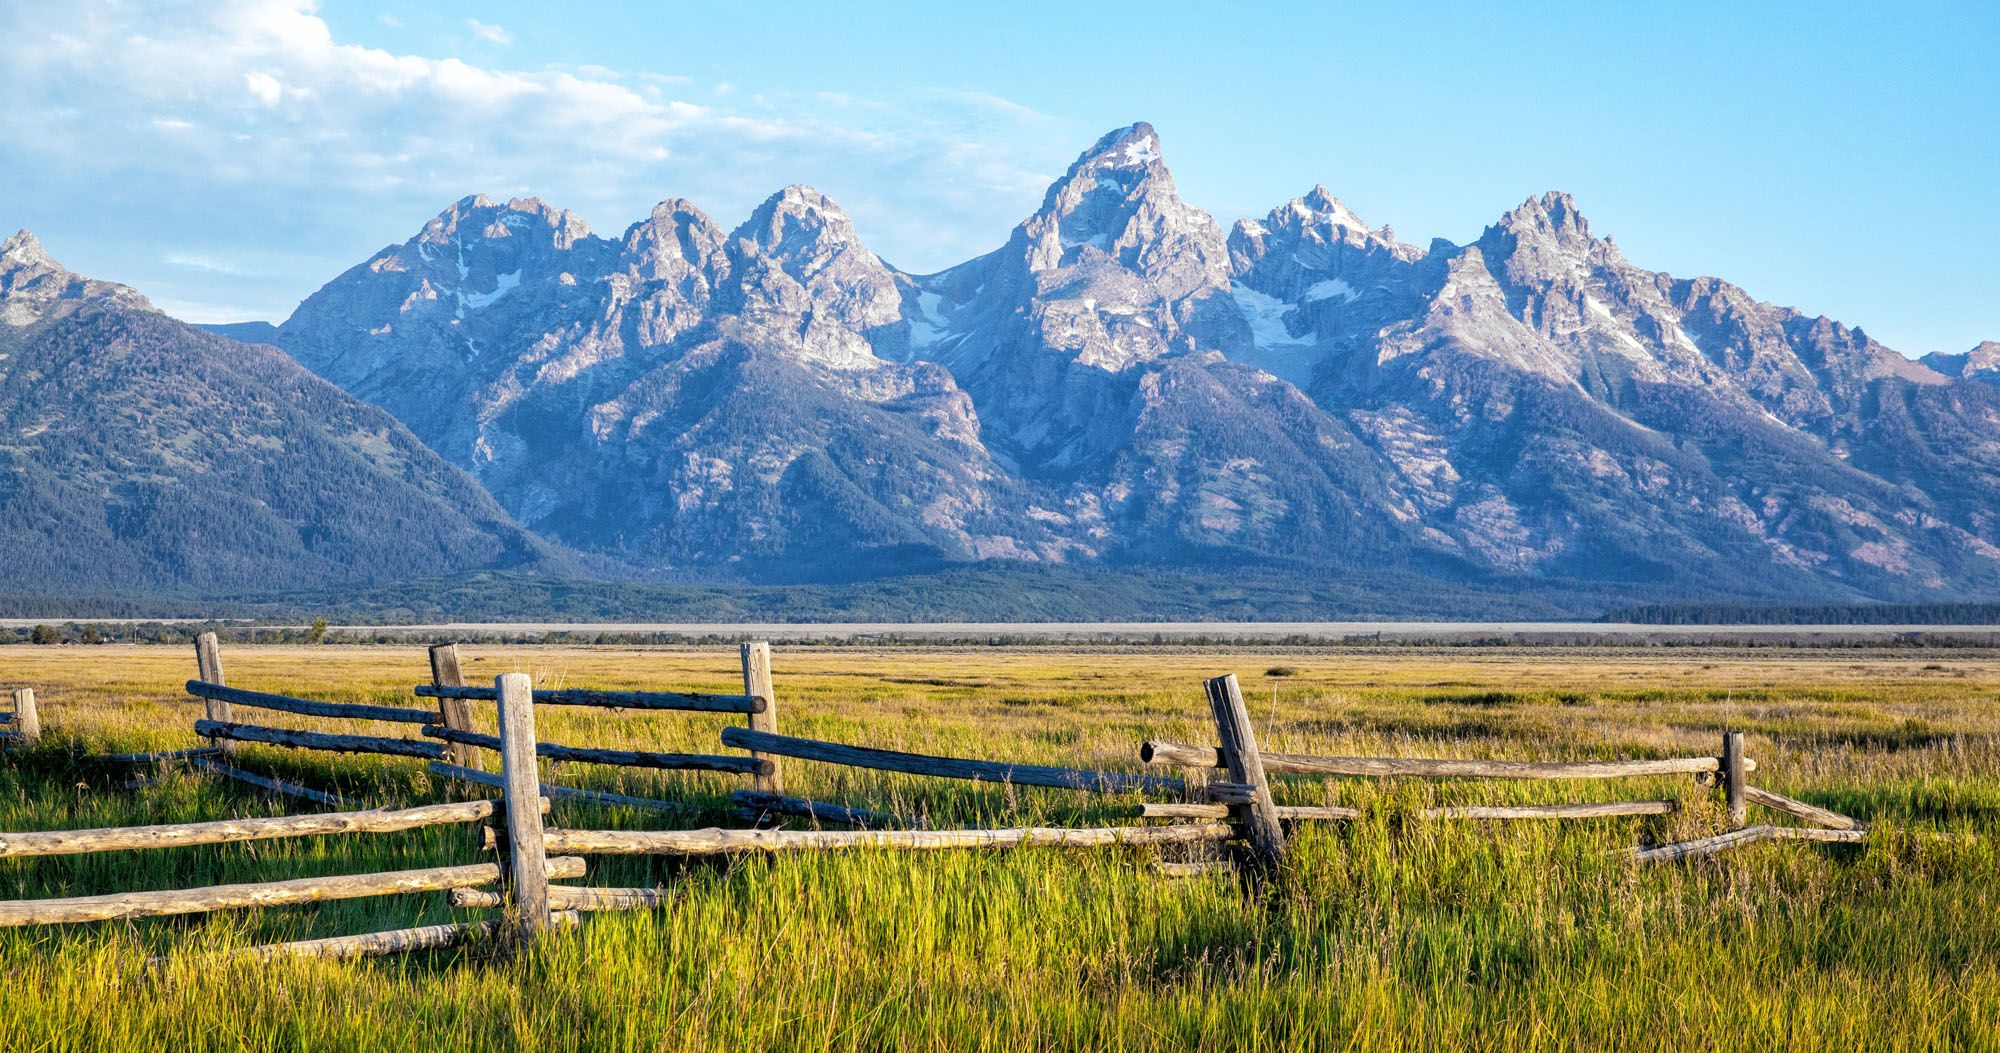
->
1603, 602, 2000, 625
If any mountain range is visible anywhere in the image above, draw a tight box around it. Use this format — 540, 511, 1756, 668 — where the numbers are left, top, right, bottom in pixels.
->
6, 122, 1998, 612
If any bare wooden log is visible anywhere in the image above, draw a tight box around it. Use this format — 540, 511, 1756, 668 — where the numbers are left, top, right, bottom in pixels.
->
429, 643, 480, 770
418, 684, 763, 715
1137, 802, 1362, 821
0, 800, 515, 859
541, 822, 1236, 856
226, 912, 581, 962
730, 790, 915, 830
9, 689, 38, 745
1744, 785, 1858, 831
496, 673, 551, 943
449, 885, 672, 911
740, 641, 783, 795
0, 857, 585, 927
428, 762, 692, 814
1723, 731, 1748, 826
719, 727, 1183, 794
1206, 674, 1287, 878
184, 681, 435, 725
91, 747, 221, 765
1141, 740, 1757, 779
190, 757, 348, 807
194, 720, 444, 759
1768, 826, 1869, 843
1630, 825, 1775, 864
194, 633, 233, 758
421, 725, 767, 775
1424, 801, 1679, 820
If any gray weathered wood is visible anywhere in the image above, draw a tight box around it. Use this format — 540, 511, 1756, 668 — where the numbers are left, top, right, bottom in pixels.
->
1768, 826, 1868, 843
720, 727, 1183, 794
1630, 825, 1775, 864
418, 684, 763, 715
0, 857, 584, 927
1205, 674, 1286, 877
428, 761, 692, 814
1137, 802, 1362, 821
1424, 801, 1679, 820
449, 885, 672, 911
193, 632, 233, 758
191, 756, 348, 807
1723, 731, 1747, 826
9, 689, 37, 745
495, 673, 551, 942
185, 681, 436, 724
1141, 740, 1757, 779
1742, 785, 1857, 829
225, 912, 581, 962
730, 790, 916, 830
421, 725, 767, 775
540, 823, 1236, 856
740, 641, 783, 794
428, 643, 480, 770
194, 720, 444, 759
0, 799, 513, 859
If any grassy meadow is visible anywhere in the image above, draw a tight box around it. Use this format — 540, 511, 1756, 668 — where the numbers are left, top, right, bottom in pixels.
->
0, 643, 1995, 1051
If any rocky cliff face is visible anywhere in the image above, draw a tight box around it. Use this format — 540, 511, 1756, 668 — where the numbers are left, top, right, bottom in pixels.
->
257, 125, 2000, 600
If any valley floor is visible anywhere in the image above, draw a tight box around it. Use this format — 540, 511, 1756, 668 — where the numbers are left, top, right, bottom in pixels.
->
0, 645, 1995, 1051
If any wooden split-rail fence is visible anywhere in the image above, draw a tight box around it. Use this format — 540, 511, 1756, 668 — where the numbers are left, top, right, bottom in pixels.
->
0, 655, 1870, 960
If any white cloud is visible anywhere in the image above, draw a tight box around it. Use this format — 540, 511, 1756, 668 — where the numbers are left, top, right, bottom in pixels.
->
377, 13, 402, 29
467, 19, 512, 46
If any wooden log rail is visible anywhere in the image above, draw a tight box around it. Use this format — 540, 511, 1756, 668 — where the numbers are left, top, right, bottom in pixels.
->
1745, 785, 1860, 830
720, 727, 1185, 795
420, 725, 768, 775
1141, 741, 1757, 780
194, 720, 444, 760
417, 684, 765, 715
192, 756, 349, 807
186, 681, 436, 725
0, 857, 586, 927
219, 911, 582, 962
731, 790, 917, 830
448, 885, 673, 911
429, 761, 691, 815
539, 822, 1235, 857
0, 799, 537, 859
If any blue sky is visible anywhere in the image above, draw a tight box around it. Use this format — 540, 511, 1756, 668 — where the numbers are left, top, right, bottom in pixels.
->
2, 1, 1995, 356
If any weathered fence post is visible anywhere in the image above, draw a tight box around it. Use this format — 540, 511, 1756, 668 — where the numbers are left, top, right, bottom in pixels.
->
1722, 731, 1747, 827
10, 689, 38, 746
741, 641, 783, 795
428, 643, 480, 771
495, 673, 551, 944
1204, 674, 1286, 881
194, 632, 234, 758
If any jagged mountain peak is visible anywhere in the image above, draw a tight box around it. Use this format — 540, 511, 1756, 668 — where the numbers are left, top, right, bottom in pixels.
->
1922, 340, 2000, 385
418, 195, 594, 251
1495, 191, 1594, 244
621, 197, 727, 283
2, 229, 57, 271
731, 184, 873, 264
0, 229, 153, 324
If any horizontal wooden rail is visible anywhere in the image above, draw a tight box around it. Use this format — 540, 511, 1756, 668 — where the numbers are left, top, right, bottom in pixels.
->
0, 799, 537, 859
1769, 826, 1868, 843
417, 684, 764, 715
1631, 825, 1775, 864
449, 885, 673, 911
226, 912, 581, 962
1141, 741, 1756, 779
731, 790, 917, 830
1425, 801, 1679, 820
186, 681, 435, 724
192, 756, 348, 807
428, 761, 690, 814
540, 822, 1234, 857
721, 727, 1184, 795
195, 720, 444, 760
1137, 802, 1362, 821
421, 725, 767, 775
0, 857, 585, 927
1744, 786, 1859, 830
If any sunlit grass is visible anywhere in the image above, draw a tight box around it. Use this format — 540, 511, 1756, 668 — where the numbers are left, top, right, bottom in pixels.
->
0, 644, 1994, 1050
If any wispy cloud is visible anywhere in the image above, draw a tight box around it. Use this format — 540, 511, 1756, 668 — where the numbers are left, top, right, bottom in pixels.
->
467, 19, 512, 46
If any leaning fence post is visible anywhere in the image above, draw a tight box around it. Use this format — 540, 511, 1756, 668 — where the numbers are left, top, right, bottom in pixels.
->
10, 689, 38, 746
1722, 731, 1747, 827
495, 673, 550, 943
741, 641, 783, 795
194, 632, 234, 758
429, 643, 480, 771
1204, 673, 1286, 880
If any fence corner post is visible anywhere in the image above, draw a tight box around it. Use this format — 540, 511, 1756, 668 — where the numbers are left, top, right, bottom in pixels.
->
1722, 731, 1747, 827
1204, 673, 1286, 883
742, 641, 783, 796
429, 643, 479, 771
10, 688, 38, 745
495, 672, 551, 944
194, 631, 235, 758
